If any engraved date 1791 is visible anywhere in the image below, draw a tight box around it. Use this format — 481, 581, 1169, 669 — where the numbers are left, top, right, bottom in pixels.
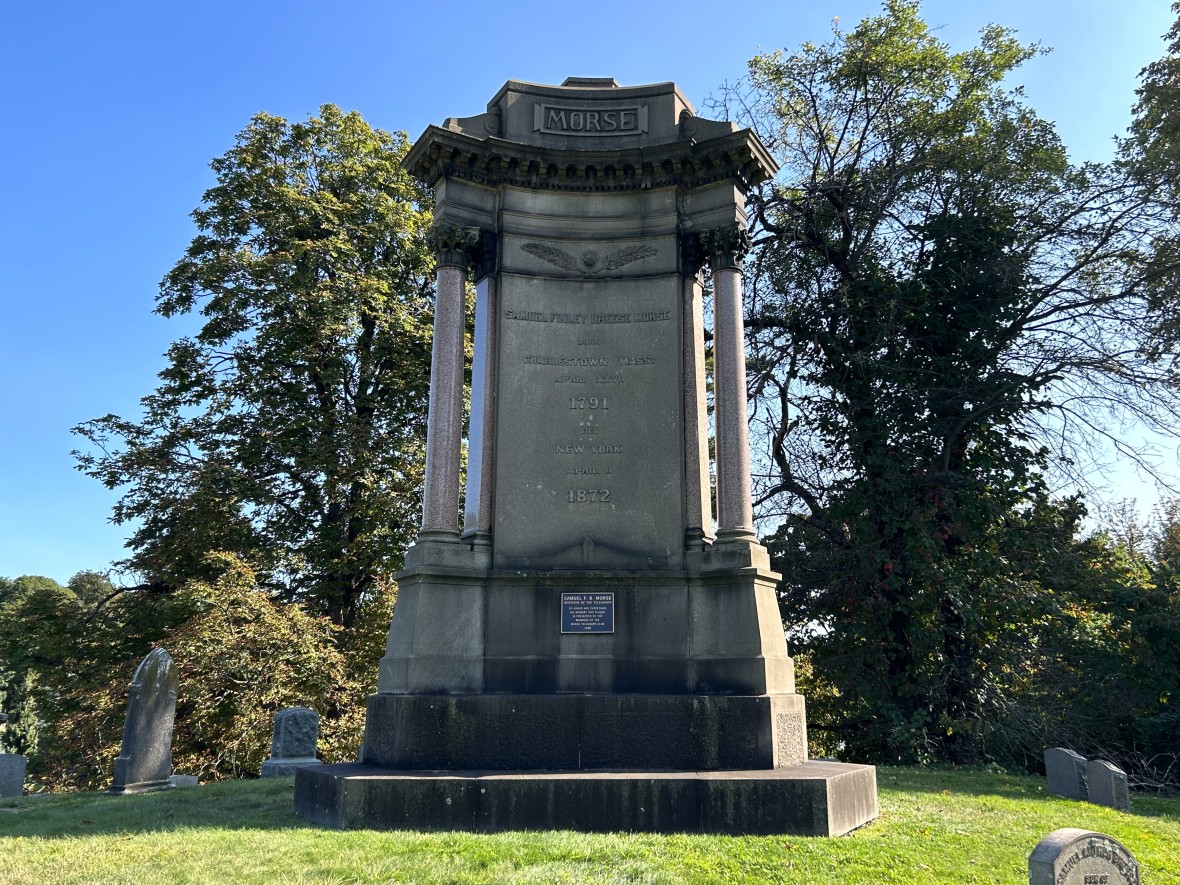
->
570, 396, 609, 410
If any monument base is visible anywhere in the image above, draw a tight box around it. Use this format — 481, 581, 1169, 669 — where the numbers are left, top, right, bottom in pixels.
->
261, 757, 320, 778
293, 761, 878, 836
105, 779, 175, 795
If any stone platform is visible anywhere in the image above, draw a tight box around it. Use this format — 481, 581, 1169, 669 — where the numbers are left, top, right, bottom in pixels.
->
293, 761, 878, 836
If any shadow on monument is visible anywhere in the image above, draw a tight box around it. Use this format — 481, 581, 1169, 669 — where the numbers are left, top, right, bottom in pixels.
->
295, 77, 879, 837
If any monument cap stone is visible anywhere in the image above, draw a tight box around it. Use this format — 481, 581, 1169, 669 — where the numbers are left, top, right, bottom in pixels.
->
261, 706, 320, 778
108, 647, 178, 794
1045, 747, 1089, 800
1029, 829, 1140, 885
1086, 759, 1132, 811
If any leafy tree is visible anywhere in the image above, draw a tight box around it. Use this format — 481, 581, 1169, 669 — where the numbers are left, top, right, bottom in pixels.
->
73, 105, 436, 627
0, 571, 197, 786
1127, 2, 1180, 182
720, 1, 1180, 764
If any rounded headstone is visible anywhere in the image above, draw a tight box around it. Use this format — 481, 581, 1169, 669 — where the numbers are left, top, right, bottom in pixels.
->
1029, 829, 1140, 885
108, 647, 178, 794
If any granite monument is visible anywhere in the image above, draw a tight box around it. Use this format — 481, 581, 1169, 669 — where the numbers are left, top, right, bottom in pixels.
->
0, 753, 25, 798
295, 77, 878, 835
108, 647, 178, 795
1029, 829, 1140, 885
1086, 759, 1132, 811
261, 707, 320, 777
1045, 747, 1089, 801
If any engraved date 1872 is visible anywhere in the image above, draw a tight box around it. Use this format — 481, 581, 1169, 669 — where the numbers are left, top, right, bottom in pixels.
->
568, 489, 611, 503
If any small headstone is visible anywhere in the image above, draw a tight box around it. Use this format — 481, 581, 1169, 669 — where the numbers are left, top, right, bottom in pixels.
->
108, 647, 178, 794
0, 754, 26, 798
260, 707, 319, 777
1029, 828, 1140, 885
1087, 759, 1132, 811
1045, 747, 1088, 800
169, 774, 198, 789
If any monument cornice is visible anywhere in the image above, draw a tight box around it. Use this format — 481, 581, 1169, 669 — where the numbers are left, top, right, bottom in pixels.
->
403, 126, 779, 194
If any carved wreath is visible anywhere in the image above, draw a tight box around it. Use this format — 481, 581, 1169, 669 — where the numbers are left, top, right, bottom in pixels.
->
522, 242, 658, 275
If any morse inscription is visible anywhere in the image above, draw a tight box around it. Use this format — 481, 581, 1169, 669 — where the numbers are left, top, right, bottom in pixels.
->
534, 103, 648, 136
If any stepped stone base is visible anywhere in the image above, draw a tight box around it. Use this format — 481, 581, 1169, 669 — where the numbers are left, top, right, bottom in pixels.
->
293, 761, 878, 836
361, 693, 807, 771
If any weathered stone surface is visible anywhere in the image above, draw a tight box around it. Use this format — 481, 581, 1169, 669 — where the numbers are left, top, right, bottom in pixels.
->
361, 693, 806, 771
269, 707, 319, 758
1045, 747, 1089, 800
295, 761, 878, 836
108, 647, 177, 795
1029, 828, 1140, 885
1087, 759, 1132, 811
169, 774, 198, 789
0, 753, 26, 798
299, 77, 877, 835
261, 707, 320, 778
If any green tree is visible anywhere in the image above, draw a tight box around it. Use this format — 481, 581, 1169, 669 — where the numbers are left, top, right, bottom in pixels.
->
73, 105, 436, 627
725, 1, 1180, 764
1127, 2, 1180, 181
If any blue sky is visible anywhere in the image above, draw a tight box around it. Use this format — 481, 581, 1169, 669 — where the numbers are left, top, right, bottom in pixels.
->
1, 0, 1174, 584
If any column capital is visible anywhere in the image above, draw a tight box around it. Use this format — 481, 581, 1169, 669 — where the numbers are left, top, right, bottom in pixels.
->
426, 223, 481, 270
700, 224, 752, 271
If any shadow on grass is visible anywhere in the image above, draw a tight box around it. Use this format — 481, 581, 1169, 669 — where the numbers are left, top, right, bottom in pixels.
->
0, 777, 312, 838
875, 765, 1180, 823
3, 767, 1177, 841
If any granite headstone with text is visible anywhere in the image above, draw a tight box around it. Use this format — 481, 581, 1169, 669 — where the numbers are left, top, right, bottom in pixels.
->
108, 647, 178, 794
1029, 829, 1140, 885
261, 707, 320, 777
295, 77, 878, 836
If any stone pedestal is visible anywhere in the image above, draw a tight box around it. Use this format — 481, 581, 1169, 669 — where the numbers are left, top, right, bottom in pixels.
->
295, 77, 877, 836
296, 761, 877, 836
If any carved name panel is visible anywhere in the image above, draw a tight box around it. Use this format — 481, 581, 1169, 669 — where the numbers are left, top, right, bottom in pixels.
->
493, 265, 683, 568
534, 103, 649, 136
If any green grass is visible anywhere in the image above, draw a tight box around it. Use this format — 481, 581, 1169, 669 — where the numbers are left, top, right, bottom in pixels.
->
0, 768, 1177, 884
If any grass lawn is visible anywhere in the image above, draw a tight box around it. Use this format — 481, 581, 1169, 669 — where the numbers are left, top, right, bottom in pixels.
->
0, 767, 1176, 884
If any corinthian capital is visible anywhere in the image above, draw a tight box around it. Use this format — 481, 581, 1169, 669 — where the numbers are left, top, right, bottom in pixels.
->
699, 224, 752, 271
426, 223, 481, 270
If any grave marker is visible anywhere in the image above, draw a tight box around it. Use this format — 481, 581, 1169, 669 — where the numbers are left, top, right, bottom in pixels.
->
1086, 759, 1131, 811
1045, 747, 1089, 800
1029, 829, 1140, 885
0, 754, 25, 798
261, 707, 320, 777
108, 647, 177, 794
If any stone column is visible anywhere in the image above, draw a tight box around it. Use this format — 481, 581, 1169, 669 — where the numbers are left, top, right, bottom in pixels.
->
420, 223, 479, 537
702, 224, 756, 543
680, 230, 713, 547
462, 232, 498, 543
